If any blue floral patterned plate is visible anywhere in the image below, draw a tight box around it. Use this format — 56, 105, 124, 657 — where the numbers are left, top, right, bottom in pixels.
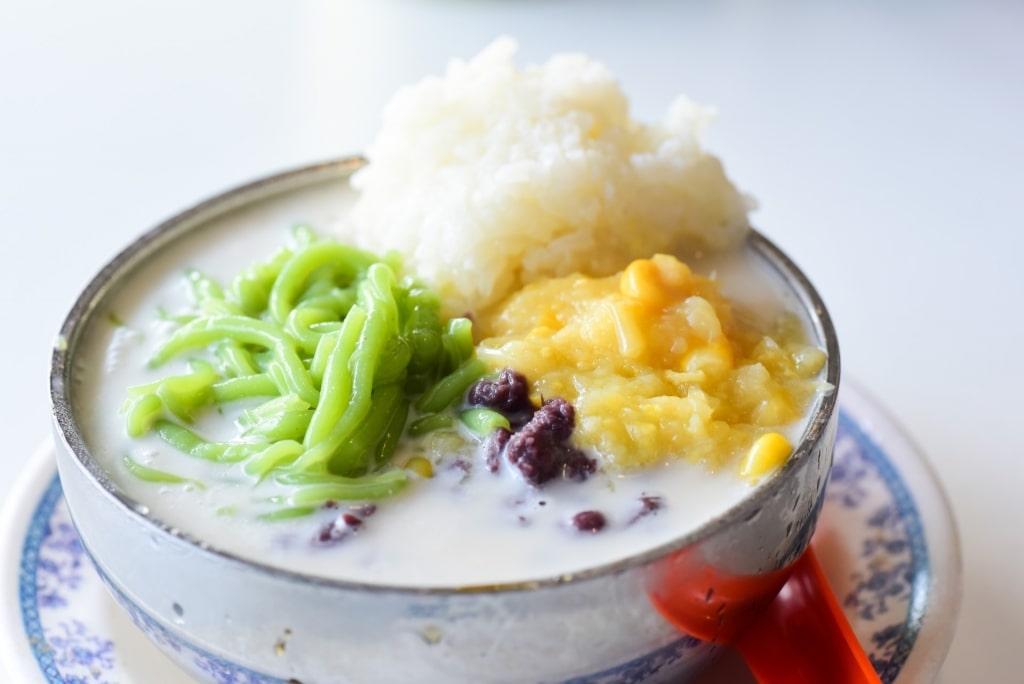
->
0, 382, 960, 683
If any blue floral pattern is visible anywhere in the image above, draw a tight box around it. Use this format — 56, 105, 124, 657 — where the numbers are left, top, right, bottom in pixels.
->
47, 620, 115, 674
34, 520, 85, 610
18, 409, 930, 683
824, 413, 929, 683
18, 478, 117, 683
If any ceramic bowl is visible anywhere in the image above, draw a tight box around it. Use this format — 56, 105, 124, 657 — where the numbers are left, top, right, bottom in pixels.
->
50, 158, 840, 684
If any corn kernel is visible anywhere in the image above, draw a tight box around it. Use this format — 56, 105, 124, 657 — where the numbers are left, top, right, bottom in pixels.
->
404, 456, 434, 479
620, 259, 663, 302
620, 256, 694, 308
650, 253, 693, 289
739, 432, 793, 481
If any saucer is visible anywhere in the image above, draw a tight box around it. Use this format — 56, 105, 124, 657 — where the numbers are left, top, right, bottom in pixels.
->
0, 382, 960, 683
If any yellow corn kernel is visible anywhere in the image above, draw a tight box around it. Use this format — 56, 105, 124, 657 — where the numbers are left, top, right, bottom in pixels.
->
404, 456, 434, 479
650, 253, 693, 288
620, 259, 660, 301
620, 256, 694, 307
739, 432, 792, 481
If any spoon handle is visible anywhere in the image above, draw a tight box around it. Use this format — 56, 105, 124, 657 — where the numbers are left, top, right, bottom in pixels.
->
736, 546, 882, 684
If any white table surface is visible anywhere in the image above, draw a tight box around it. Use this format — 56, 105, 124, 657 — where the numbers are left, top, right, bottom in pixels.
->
2, 1, 1020, 681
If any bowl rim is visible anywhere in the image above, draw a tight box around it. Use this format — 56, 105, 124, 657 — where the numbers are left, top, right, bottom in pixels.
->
49, 157, 841, 596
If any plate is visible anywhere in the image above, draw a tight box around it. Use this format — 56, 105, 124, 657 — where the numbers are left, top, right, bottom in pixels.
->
0, 382, 960, 683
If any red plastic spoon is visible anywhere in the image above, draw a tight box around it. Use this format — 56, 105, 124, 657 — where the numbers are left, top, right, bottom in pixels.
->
736, 546, 882, 684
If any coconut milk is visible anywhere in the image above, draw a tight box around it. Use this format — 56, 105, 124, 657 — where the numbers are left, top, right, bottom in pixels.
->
72, 179, 820, 588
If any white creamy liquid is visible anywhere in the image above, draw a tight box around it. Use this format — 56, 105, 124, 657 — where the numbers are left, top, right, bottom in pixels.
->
73, 178, 821, 588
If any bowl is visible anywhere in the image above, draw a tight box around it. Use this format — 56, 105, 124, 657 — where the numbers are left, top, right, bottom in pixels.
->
50, 158, 840, 684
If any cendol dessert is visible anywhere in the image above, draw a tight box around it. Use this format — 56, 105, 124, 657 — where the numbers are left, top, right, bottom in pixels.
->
76, 40, 829, 587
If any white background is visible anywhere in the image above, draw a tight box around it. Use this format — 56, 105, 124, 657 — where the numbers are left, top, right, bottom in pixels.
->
2, 1, 1021, 680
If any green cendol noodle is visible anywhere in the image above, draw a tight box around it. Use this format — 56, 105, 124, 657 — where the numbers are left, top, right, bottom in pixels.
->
121, 226, 496, 519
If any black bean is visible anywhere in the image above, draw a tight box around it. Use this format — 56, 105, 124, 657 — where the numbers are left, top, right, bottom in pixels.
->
467, 368, 534, 423
530, 397, 575, 442
572, 510, 607, 533
505, 430, 558, 485
505, 398, 594, 486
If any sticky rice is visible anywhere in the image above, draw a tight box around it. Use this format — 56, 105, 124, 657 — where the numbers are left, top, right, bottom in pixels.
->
345, 38, 753, 317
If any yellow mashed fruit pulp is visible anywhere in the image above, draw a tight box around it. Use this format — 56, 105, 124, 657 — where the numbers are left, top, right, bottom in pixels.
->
476, 254, 826, 476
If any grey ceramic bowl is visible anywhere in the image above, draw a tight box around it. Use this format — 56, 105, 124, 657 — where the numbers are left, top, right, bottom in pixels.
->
50, 159, 840, 684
